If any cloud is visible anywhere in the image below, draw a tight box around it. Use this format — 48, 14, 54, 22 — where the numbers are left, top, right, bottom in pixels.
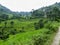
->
0, 0, 60, 11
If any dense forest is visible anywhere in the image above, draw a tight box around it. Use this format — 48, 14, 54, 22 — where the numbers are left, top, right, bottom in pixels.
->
0, 2, 60, 45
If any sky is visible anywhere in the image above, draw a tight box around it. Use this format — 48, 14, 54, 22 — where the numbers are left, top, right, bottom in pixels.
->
0, 0, 60, 12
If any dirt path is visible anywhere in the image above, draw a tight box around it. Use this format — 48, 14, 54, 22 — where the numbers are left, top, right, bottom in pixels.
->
52, 27, 60, 45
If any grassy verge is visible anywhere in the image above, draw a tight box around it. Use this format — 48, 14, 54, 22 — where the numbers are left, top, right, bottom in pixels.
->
44, 32, 57, 45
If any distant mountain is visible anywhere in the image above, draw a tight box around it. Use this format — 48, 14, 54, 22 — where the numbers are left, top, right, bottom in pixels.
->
19, 12, 31, 16
0, 4, 12, 14
52, 2, 60, 8
31, 2, 60, 18
0, 2, 60, 17
12, 11, 31, 17
38, 2, 60, 12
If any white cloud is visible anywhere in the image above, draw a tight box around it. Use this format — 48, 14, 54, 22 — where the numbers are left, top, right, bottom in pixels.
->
0, 0, 60, 12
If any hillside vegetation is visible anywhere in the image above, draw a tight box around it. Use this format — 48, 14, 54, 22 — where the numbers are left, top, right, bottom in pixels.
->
0, 2, 60, 45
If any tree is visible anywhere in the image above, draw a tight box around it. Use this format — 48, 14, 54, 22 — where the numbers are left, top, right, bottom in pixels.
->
32, 10, 44, 18
10, 21, 14, 27
47, 7, 60, 21
38, 19, 44, 28
0, 28, 9, 40
20, 27, 25, 32
10, 29, 17, 35
0, 14, 8, 20
34, 23, 39, 30
4, 22, 7, 27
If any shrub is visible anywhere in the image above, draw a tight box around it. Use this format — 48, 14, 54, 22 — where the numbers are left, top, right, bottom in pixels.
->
38, 19, 44, 28
33, 35, 48, 45
4, 22, 7, 27
1, 34, 9, 40
0, 30, 9, 40
10, 21, 14, 28
48, 25, 58, 32
10, 29, 17, 35
34, 23, 39, 30
44, 20, 48, 24
20, 27, 25, 32
46, 22, 59, 32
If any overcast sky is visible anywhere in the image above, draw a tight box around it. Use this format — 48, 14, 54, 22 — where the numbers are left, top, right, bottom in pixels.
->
0, 0, 60, 12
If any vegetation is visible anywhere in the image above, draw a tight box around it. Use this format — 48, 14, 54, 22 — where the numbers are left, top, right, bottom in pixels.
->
0, 2, 60, 45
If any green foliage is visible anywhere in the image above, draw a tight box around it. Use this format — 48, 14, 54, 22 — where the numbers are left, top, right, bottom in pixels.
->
34, 23, 39, 30
10, 29, 17, 35
20, 27, 25, 32
47, 7, 60, 21
4, 22, 7, 27
0, 27, 9, 40
32, 10, 44, 18
0, 18, 59, 45
38, 19, 44, 28
33, 34, 48, 45
0, 2, 60, 45
34, 19, 44, 30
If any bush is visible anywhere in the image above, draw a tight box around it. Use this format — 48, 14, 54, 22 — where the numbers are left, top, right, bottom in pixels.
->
45, 22, 59, 32
48, 25, 58, 32
38, 19, 44, 28
0, 31, 9, 40
10, 21, 14, 28
34, 19, 44, 30
34, 23, 39, 30
33, 34, 48, 45
10, 29, 17, 35
20, 27, 25, 32
1, 34, 9, 40
42, 19, 48, 24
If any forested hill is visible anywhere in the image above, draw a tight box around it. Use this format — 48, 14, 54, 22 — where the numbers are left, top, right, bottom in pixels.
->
38, 2, 60, 12
0, 2, 60, 15
0, 2, 60, 45
0, 2, 60, 18
31, 2, 60, 18
0, 4, 12, 14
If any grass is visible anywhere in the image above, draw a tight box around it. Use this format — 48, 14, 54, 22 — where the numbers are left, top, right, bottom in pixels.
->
0, 19, 59, 45
0, 28, 51, 45
0, 19, 39, 31
44, 32, 56, 45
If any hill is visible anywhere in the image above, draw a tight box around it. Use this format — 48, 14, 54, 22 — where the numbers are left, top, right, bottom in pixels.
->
0, 2, 60, 19
0, 4, 12, 14
38, 2, 60, 12
0, 2, 60, 45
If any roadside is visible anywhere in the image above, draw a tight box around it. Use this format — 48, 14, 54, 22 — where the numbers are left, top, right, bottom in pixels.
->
52, 27, 60, 45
